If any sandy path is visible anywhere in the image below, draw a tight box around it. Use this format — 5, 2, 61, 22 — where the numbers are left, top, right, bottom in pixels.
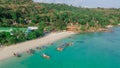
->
0, 31, 75, 61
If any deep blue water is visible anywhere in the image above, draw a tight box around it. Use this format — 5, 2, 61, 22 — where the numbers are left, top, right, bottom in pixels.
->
0, 27, 120, 68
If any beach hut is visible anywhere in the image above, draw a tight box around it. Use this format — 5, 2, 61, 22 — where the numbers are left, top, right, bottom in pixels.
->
26, 26, 38, 34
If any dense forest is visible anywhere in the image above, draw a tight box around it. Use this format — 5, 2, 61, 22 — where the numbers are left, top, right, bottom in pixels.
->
0, 0, 120, 45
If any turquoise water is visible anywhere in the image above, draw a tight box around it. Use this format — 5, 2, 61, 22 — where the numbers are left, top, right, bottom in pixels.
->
0, 27, 120, 68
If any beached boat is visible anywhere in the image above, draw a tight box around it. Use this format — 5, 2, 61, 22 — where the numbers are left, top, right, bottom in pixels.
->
27, 49, 35, 54
42, 53, 50, 59
13, 53, 21, 57
41, 46, 47, 49
36, 46, 41, 49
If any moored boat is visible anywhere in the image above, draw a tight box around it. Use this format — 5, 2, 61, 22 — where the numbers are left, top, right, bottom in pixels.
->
67, 42, 73, 46
42, 53, 50, 59
27, 49, 35, 54
57, 47, 63, 51
13, 53, 21, 57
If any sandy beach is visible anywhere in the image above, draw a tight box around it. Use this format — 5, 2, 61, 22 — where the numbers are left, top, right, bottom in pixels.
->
0, 31, 75, 61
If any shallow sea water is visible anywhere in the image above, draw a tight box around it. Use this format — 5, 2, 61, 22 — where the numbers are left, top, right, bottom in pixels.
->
0, 27, 120, 68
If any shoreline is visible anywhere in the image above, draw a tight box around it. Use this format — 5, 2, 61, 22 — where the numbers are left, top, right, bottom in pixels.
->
0, 31, 75, 61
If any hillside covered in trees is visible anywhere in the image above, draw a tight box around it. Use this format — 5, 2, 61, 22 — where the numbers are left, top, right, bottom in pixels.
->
0, 0, 120, 45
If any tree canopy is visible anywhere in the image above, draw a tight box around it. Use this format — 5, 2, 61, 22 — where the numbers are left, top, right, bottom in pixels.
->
0, 0, 120, 45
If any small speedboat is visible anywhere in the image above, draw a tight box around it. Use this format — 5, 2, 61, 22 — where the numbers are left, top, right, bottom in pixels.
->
42, 53, 50, 59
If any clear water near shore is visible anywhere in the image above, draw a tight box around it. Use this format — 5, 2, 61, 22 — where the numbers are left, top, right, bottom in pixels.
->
0, 27, 120, 68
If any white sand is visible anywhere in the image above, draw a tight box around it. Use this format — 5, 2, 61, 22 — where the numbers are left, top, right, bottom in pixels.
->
0, 31, 75, 61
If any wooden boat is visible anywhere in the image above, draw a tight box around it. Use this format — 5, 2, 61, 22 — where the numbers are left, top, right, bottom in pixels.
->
56, 42, 73, 51
76, 41, 84, 43
41, 46, 47, 49
27, 49, 35, 54
13, 53, 21, 57
36, 46, 41, 49
57, 47, 63, 51
67, 42, 73, 46
42, 53, 50, 59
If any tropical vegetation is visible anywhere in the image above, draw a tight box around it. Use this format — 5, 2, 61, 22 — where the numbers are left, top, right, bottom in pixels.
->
0, 0, 120, 45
